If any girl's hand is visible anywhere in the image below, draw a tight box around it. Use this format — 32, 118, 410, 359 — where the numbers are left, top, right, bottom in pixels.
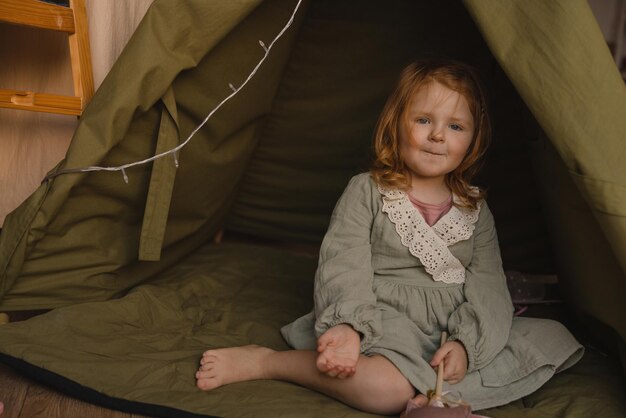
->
430, 340, 468, 384
316, 324, 361, 379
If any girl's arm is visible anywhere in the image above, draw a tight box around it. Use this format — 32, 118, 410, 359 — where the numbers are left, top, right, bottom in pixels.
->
446, 203, 514, 372
313, 174, 382, 352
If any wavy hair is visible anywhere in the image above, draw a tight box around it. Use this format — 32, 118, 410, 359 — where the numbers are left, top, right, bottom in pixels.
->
370, 59, 491, 209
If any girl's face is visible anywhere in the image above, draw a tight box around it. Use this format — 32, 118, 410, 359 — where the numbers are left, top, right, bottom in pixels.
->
399, 81, 474, 187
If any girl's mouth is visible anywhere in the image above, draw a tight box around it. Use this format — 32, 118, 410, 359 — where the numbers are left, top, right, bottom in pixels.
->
423, 150, 445, 156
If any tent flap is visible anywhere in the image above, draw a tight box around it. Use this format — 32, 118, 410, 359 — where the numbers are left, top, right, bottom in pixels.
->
139, 86, 180, 261
0, 0, 304, 311
0, 184, 49, 299
463, 0, 626, 274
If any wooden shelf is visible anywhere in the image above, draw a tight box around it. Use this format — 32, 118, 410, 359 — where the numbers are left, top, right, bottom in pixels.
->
0, 0, 93, 115
0, 89, 83, 116
0, 0, 75, 33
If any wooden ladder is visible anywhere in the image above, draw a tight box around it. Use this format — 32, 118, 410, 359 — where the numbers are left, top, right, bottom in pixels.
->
0, 0, 94, 116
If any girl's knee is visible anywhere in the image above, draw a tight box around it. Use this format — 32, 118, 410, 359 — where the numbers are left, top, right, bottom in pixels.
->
359, 381, 413, 414
378, 378, 414, 409
358, 356, 415, 413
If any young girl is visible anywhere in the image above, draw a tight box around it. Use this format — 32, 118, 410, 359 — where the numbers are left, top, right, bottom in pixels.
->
195, 60, 583, 415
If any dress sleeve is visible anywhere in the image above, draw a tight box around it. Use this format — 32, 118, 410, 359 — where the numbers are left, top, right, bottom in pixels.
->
313, 174, 382, 351
447, 203, 514, 372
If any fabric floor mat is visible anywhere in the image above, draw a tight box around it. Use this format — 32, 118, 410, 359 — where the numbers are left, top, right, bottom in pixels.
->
0, 242, 623, 417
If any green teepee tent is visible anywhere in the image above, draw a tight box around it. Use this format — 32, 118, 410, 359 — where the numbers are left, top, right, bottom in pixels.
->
0, 0, 624, 417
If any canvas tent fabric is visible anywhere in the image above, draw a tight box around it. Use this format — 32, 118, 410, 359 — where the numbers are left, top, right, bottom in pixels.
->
0, 0, 625, 417
465, 0, 626, 352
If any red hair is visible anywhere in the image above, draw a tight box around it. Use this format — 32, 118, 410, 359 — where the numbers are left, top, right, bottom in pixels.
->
370, 59, 491, 209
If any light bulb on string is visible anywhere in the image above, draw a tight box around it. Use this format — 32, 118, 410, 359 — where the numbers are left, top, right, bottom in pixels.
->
42, 0, 305, 185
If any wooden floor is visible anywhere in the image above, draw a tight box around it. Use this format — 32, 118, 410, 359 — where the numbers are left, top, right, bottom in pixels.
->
0, 311, 152, 418
0, 362, 152, 418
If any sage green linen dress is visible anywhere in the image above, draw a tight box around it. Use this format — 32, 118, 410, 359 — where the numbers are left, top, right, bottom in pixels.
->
281, 173, 583, 410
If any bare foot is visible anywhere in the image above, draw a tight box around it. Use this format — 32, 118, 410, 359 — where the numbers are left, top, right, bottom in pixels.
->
411, 394, 428, 407
400, 394, 428, 418
196, 345, 274, 390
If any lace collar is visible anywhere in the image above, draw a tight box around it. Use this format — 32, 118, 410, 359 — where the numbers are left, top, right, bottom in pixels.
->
377, 184, 481, 284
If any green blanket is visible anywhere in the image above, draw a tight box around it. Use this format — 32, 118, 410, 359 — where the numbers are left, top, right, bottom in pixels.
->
0, 242, 623, 417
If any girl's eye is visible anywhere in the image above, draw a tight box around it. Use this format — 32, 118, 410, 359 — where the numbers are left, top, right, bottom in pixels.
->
449, 124, 463, 131
416, 117, 430, 124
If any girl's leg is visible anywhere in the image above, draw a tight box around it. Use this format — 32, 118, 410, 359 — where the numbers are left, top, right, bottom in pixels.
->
196, 345, 415, 415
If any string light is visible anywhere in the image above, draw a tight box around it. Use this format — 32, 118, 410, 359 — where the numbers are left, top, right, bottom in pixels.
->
44, 0, 304, 183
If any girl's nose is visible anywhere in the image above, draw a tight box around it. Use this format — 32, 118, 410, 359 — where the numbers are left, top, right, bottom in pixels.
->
429, 127, 444, 142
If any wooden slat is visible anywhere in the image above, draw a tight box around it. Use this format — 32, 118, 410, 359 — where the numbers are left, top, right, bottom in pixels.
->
0, 363, 29, 418
0, 0, 92, 115
68, 0, 94, 108
0, 0, 75, 33
0, 89, 82, 116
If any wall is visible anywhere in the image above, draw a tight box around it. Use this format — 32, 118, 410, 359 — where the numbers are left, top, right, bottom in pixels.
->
588, 0, 626, 79
0, 0, 154, 225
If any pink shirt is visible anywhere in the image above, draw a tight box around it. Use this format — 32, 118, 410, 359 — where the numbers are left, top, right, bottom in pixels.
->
407, 194, 453, 226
